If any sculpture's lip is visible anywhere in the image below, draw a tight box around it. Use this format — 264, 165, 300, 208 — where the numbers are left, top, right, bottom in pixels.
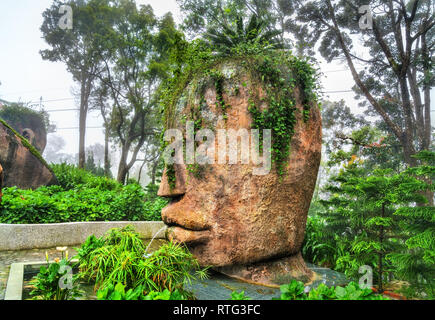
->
164, 221, 210, 232
167, 226, 211, 244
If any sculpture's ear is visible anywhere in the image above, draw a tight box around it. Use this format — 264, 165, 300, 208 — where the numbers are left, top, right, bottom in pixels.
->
22, 128, 35, 143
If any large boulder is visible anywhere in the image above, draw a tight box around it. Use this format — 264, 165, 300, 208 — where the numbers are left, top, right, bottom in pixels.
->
0, 119, 58, 191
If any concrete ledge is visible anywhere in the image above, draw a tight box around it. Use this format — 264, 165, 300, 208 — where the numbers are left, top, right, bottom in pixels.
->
4, 260, 79, 300
0, 221, 167, 251
4, 263, 24, 300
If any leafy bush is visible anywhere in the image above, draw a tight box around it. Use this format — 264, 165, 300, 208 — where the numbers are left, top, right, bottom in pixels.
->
302, 215, 338, 268
273, 280, 389, 300
76, 226, 209, 296
96, 283, 188, 300
29, 258, 83, 300
51, 163, 118, 191
0, 164, 168, 223
230, 291, 251, 300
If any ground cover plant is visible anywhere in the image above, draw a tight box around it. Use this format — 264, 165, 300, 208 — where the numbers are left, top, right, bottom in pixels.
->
274, 280, 388, 300
0, 164, 167, 223
29, 258, 83, 301
76, 226, 209, 299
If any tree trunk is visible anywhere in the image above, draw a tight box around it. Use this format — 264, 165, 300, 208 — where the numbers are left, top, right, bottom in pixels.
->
378, 203, 385, 293
117, 146, 129, 184
78, 72, 92, 169
104, 126, 110, 177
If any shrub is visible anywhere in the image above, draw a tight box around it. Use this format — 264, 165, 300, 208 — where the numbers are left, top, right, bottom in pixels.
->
273, 280, 389, 300
302, 215, 337, 268
76, 226, 209, 296
51, 163, 118, 191
29, 258, 83, 300
96, 283, 189, 300
0, 164, 168, 223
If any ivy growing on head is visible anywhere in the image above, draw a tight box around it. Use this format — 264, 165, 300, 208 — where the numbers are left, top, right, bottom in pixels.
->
159, 21, 320, 187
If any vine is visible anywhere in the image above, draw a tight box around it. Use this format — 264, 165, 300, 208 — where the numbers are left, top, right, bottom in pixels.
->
159, 40, 320, 184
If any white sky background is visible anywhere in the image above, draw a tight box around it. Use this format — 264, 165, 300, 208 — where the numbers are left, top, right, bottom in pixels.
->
0, 1, 433, 176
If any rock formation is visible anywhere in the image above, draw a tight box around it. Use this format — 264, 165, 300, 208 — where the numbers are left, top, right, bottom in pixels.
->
0, 163, 3, 204
158, 59, 322, 287
0, 119, 58, 191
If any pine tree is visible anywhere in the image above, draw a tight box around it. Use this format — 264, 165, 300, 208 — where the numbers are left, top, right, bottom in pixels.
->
319, 156, 428, 292
388, 151, 435, 299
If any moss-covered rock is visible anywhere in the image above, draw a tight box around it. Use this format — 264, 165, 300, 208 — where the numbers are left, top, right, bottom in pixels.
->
0, 118, 58, 190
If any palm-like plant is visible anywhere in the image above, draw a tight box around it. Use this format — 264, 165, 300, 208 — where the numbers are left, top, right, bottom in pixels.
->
204, 14, 283, 55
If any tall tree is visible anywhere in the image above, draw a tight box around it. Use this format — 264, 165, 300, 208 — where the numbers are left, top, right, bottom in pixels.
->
92, 1, 179, 183
179, 1, 434, 170
291, 0, 433, 168
40, 0, 111, 168
177, 0, 294, 46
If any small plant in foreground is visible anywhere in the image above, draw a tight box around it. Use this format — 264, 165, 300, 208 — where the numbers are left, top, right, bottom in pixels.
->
76, 226, 209, 296
97, 282, 189, 300
230, 291, 251, 300
273, 280, 389, 300
29, 258, 83, 300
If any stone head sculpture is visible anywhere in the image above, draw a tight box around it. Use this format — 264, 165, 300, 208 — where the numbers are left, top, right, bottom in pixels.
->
158, 55, 322, 286
0, 119, 57, 190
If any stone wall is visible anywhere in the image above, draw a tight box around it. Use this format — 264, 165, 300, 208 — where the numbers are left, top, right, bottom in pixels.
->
0, 221, 167, 251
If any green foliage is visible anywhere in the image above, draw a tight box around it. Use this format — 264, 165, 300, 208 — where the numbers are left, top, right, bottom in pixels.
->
97, 282, 144, 300
274, 280, 389, 300
387, 152, 435, 299
230, 291, 251, 300
84, 152, 107, 177
97, 283, 189, 300
0, 103, 50, 133
29, 259, 83, 301
52, 163, 118, 191
204, 14, 282, 56
142, 289, 189, 300
77, 226, 209, 296
306, 151, 435, 298
319, 165, 416, 291
0, 164, 167, 224
302, 215, 337, 268
275, 280, 306, 300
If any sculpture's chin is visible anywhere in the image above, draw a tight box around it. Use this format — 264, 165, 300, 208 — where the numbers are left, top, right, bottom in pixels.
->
215, 252, 315, 288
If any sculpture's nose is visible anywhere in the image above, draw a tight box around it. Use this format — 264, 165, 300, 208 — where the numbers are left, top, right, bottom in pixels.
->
158, 163, 188, 197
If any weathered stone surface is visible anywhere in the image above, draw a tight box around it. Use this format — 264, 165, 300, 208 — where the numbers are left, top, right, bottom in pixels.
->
0, 163, 3, 204
0, 221, 166, 251
158, 65, 322, 286
0, 121, 58, 190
